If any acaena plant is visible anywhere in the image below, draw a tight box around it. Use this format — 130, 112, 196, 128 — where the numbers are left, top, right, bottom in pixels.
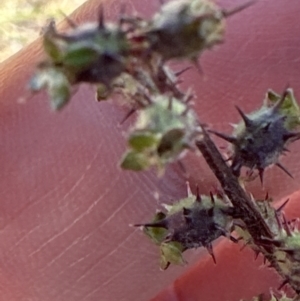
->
29, 0, 300, 299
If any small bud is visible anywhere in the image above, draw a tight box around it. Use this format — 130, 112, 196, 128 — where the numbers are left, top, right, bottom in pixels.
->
147, 0, 225, 60
146, 0, 254, 62
120, 95, 200, 173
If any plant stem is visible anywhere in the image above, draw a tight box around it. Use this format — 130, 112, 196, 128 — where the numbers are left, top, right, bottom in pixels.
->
196, 127, 299, 294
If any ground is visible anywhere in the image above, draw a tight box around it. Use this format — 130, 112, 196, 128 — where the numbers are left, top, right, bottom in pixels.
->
0, 0, 85, 62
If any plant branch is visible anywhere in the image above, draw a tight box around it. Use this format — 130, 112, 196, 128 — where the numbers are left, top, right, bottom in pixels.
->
196, 127, 299, 294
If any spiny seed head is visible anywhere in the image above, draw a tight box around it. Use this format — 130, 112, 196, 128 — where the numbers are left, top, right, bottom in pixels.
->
147, 0, 225, 61
232, 106, 289, 174
120, 95, 200, 172
43, 21, 129, 76
135, 191, 234, 269
211, 88, 300, 178
30, 17, 129, 110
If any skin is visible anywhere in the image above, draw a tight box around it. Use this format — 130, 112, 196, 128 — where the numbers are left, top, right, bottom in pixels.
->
0, 0, 300, 300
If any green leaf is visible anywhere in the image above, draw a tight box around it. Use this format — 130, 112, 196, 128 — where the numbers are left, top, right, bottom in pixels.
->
267, 89, 300, 130
120, 151, 150, 171
29, 71, 48, 91
43, 21, 64, 61
43, 36, 63, 62
29, 64, 71, 110
45, 68, 71, 110
128, 132, 159, 151
96, 84, 110, 101
160, 242, 185, 270
158, 128, 185, 156
143, 212, 167, 244
49, 80, 71, 111
64, 44, 100, 68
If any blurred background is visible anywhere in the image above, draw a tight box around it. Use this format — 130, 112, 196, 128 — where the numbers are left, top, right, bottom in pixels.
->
0, 0, 86, 62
